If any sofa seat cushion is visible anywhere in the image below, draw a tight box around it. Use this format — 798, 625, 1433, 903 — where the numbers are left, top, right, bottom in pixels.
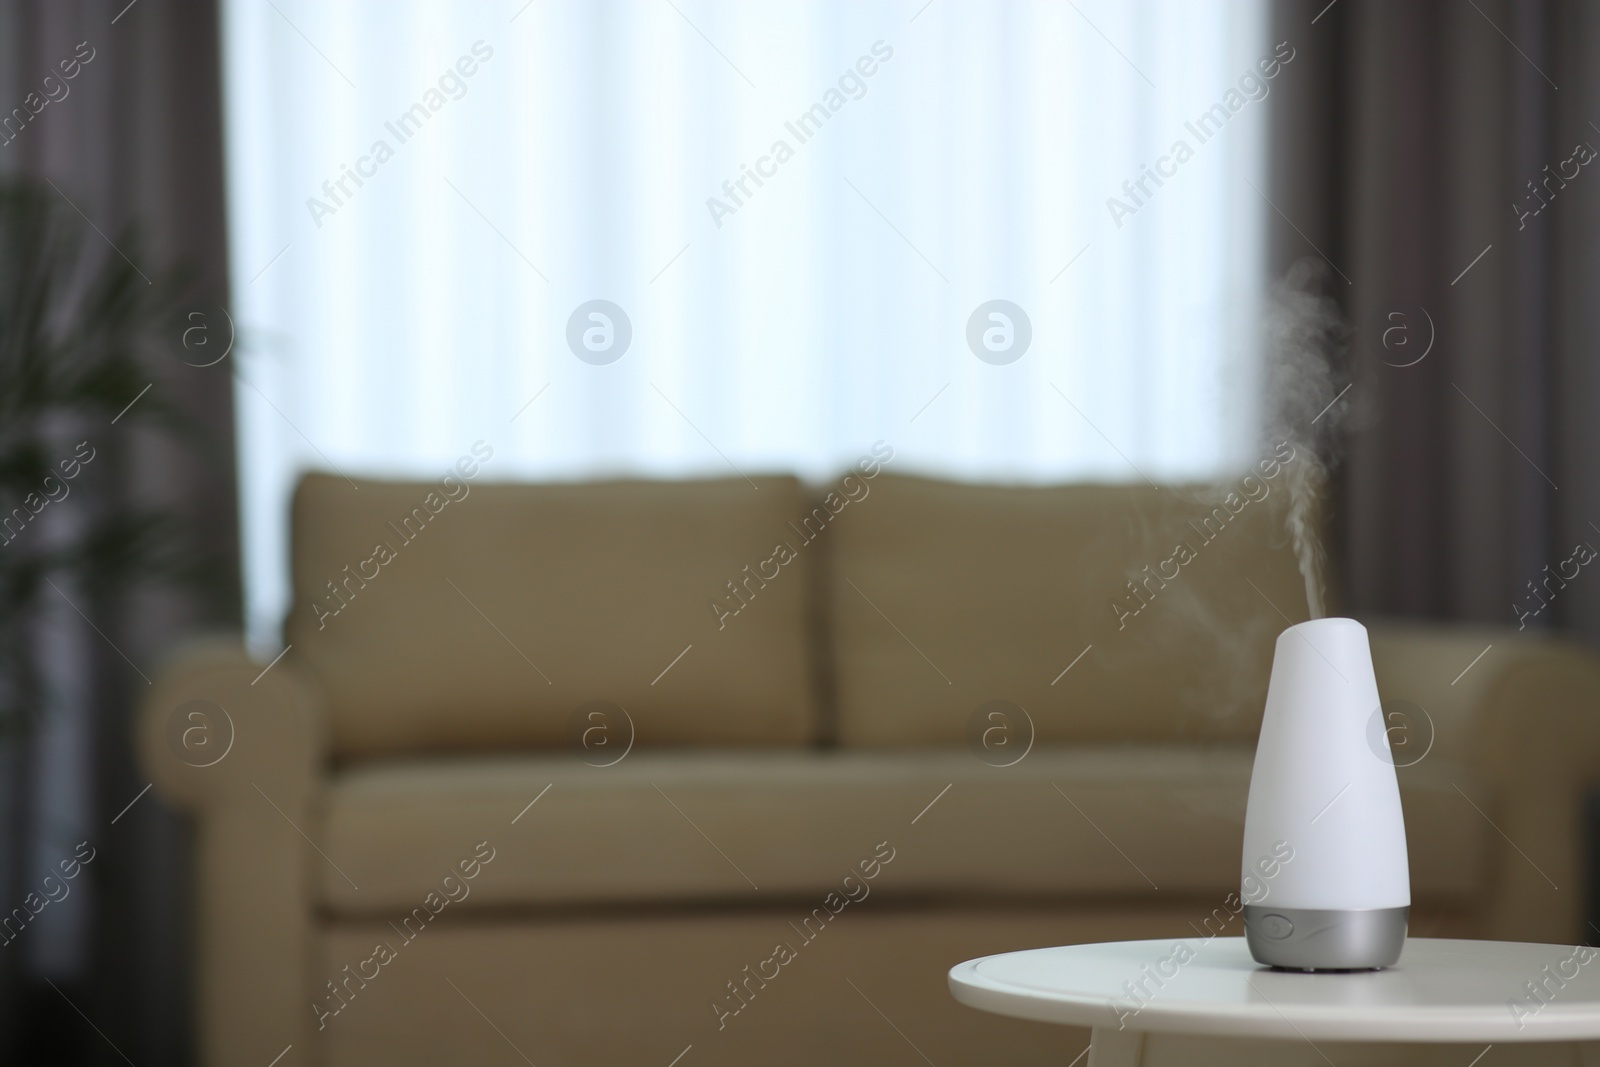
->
318, 748, 1487, 915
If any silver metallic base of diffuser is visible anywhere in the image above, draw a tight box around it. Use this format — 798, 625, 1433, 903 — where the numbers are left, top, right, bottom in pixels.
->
1243, 905, 1409, 970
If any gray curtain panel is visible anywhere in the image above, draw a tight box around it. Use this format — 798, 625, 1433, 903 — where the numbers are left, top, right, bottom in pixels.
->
1269, 0, 1600, 643
0, 1, 236, 1064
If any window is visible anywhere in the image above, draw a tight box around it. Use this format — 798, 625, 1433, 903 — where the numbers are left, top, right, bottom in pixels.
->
224, 0, 1269, 649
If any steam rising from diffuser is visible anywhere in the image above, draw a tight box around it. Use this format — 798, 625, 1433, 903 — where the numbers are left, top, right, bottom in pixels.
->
1261, 259, 1349, 620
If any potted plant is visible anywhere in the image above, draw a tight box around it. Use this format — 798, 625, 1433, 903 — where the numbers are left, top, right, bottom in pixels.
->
0, 175, 224, 1060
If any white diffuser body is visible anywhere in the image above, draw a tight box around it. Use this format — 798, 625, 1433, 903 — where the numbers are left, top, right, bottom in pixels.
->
1241, 617, 1410, 969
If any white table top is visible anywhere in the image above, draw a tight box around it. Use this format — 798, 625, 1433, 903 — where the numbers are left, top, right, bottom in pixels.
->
949, 938, 1600, 1042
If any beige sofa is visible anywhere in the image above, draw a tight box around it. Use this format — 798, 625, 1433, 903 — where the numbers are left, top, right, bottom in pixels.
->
139, 468, 1600, 1067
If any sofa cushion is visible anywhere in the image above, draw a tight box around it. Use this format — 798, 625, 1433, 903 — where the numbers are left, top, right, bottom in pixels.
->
316, 748, 1486, 914
825, 473, 1312, 745
285, 473, 818, 755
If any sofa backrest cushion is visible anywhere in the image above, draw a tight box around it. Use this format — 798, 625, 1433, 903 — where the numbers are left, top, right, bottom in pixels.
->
286, 471, 818, 756
826, 471, 1313, 745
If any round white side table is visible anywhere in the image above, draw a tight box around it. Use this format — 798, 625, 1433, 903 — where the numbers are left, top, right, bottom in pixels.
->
950, 937, 1600, 1067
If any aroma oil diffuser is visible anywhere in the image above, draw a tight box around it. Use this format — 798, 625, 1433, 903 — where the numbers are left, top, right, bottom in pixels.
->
1241, 617, 1410, 970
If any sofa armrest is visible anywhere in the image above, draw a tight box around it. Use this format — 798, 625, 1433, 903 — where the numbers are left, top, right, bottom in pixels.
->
137, 638, 326, 1067
1369, 622, 1600, 943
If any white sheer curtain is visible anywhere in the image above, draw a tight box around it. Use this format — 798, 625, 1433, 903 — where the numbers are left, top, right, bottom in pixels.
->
223, 0, 1268, 650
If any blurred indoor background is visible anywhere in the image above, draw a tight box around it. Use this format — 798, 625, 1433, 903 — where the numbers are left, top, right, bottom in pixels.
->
1, 0, 1598, 1064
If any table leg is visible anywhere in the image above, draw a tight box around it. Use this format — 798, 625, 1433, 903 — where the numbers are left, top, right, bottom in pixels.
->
1086, 1026, 1144, 1067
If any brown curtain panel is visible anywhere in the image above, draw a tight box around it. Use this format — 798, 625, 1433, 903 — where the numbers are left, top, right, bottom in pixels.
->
1269, 0, 1600, 643
0, 1, 236, 1065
